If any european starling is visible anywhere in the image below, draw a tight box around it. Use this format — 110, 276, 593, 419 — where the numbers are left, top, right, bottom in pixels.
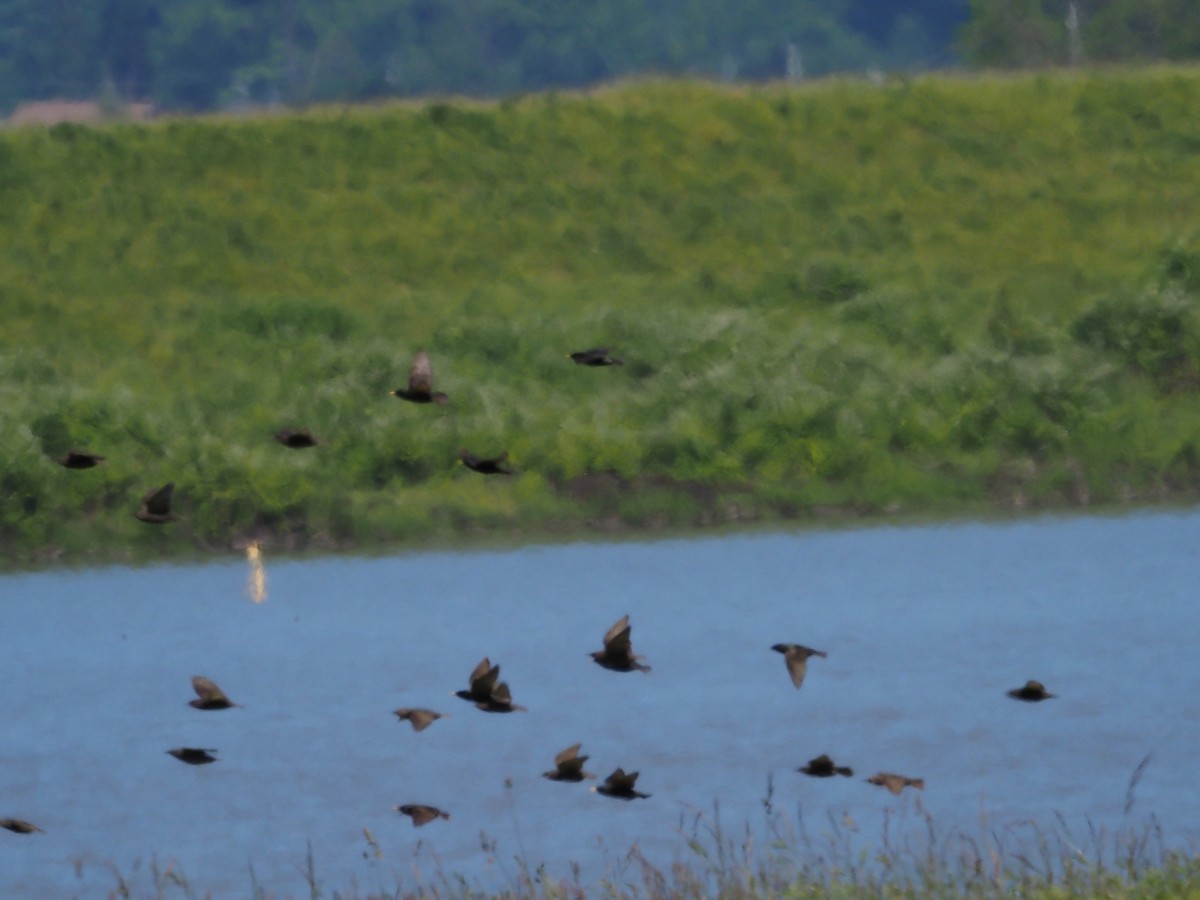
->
591, 615, 651, 673
274, 428, 320, 448
167, 747, 218, 765
393, 804, 450, 826
394, 708, 444, 732
593, 768, 650, 800
771, 643, 827, 689
390, 350, 448, 405
454, 658, 525, 712
189, 676, 238, 710
135, 482, 176, 524
0, 818, 43, 834
568, 348, 624, 366
799, 754, 853, 778
866, 773, 924, 795
543, 743, 595, 782
56, 450, 105, 469
1007, 680, 1056, 702
458, 449, 513, 475
475, 680, 527, 714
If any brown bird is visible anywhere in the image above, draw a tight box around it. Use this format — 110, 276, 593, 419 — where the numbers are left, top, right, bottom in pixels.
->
771, 643, 827, 689
393, 804, 450, 826
189, 676, 238, 710
394, 708, 444, 732
866, 773, 924, 795
56, 450, 105, 469
591, 614, 651, 673
0, 818, 43, 834
167, 747, 218, 765
543, 743, 595, 782
390, 350, 448, 405
568, 348, 624, 366
274, 428, 320, 448
454, 657, 525, 712
799, 754, 854, 778
135, 482, 176, 524
593, 768, 650, 800
458, 449, 513, 475
1007, 680, 1056, 702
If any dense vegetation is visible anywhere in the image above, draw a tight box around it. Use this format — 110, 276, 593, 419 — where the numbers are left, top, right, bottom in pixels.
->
2, 67, 1200, 565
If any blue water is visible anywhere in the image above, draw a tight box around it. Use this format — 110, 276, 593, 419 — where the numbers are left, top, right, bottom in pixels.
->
1, 508, 1198, 896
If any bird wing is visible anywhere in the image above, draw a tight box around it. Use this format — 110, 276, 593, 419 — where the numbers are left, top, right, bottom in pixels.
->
606, 769, 638, 791
407, 806, 439, 826
191, 676, 228, 703
554, 743, 582, 767
489, 681, 514, 705
142, 482, 174, 516
408, 351, 434, 394
603, 616, 633, 654
784, 649, 808, 688
468, 657, 494, 692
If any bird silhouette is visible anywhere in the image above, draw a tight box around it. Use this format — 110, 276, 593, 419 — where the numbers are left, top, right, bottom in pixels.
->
135, 482, 176, 524
390, 350, 448, 404
543, 743, 595, 782
393, 804, 450, 826
799, 754, 853, 778
866, 772, 924, 795
188, 676, 238, 710
591, 615, 651, 673
568, 348, 624, 366
454, 657, 525, 712
394, 708, 444, 732
458, 449, 513, 475
771, 643, 826, 689
56, 450, 105, 469
274, 428, 320, 448
0, 818, 43, 834
167, 747, 218, 765
593, 768, 650, 800
1007, 680, 1056, 702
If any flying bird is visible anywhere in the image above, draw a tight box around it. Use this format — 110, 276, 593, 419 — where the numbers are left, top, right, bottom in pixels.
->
135, 482, 176, 524
866, 773, 924, 795
394, 708, 444, 732
454, 657, 525, 712
167, 747, 219, 765
798, 754, 853, 778
771, 643, 827, 689
543, 743, 595, 782
390, 350, 448, 405
189, 676, 238, 710
593, 768, 650, 800
591, 615, 651, 673
568, 348, 624, 366
393, 804, 450, 826
1007, 680, 1056, 702
274, 428, 320, 448
0, 818, 43, 834
56, 450, 105, 469
458, 449, 513, 475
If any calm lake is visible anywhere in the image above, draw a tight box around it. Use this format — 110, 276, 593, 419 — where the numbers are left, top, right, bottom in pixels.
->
2, 508, 1198, 896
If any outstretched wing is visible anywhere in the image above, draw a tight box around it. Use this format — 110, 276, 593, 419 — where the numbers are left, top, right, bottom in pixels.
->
191, 676, 229, 704
142, 482, 174, 516
603, 615, 633, 655
408, 351, 434, 395
554, 743, 582, 767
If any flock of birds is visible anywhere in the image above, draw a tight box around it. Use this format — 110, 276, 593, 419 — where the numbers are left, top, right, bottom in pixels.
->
7, 346, 1058, 837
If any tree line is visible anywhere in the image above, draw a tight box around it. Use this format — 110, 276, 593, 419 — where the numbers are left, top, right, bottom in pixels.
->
0, 0, 1195, 115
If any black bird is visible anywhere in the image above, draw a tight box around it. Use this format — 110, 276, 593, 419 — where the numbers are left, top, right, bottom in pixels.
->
593, 768, 650, 800
799, 754, 853, 778
0, 818, 43, 834
771, 643, 827, 689
390, 350, 448, 405
274, 428, 320, 448
458, 449, 513, 475
167, 747, 218, 765
56, 450, 105, 469
135, 482, 176, 524
454, 657, 525, 712
394, 708, 444, 732
866, 772, 924, 795
591, 615, 651, 673
189, 676, 238, 710
1007, 680, 1056, 702
568, 348, 624, 366
393, 804, 450, 826
543, 743, 595, 782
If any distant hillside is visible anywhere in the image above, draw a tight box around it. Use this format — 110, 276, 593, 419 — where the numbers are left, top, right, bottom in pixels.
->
2, 68, 1200, 566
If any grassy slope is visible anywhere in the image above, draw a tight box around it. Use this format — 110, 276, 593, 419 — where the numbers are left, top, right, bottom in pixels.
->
2, 68, 1200, 564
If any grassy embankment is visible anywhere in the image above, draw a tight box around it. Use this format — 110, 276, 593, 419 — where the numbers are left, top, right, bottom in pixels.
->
2, 68, 1200, 565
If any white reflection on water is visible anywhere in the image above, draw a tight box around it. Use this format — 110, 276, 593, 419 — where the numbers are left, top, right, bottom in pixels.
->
1, 507, 1198, 895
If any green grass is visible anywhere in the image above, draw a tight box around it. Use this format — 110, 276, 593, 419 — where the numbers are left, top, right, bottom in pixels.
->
3, 68, 1200, 565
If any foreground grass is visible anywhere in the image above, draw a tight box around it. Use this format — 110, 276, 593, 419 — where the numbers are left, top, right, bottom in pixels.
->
3, 67, 1200, 564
